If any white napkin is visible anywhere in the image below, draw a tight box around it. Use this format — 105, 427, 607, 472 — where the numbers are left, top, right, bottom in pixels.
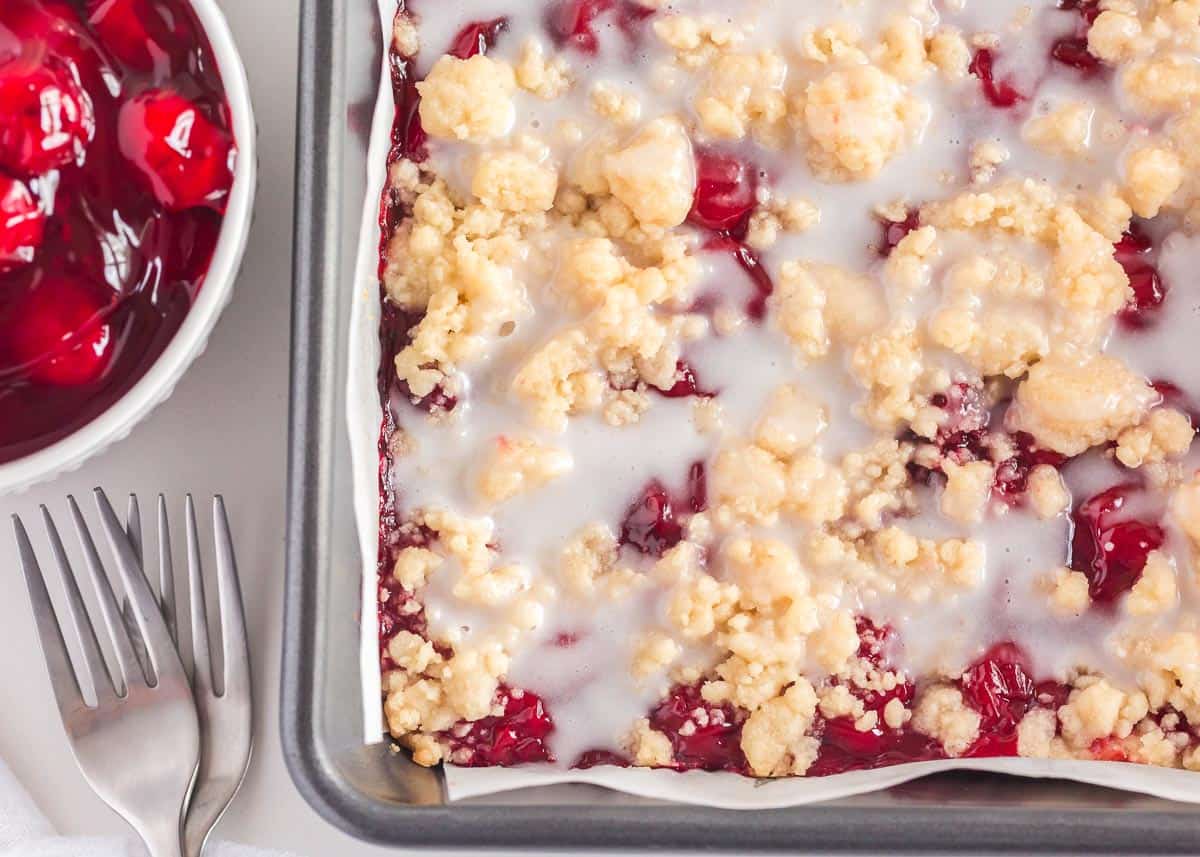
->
0, 758, 296, 857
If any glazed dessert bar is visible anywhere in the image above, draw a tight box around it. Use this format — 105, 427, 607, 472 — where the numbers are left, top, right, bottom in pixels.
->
369, 0, 1200, 779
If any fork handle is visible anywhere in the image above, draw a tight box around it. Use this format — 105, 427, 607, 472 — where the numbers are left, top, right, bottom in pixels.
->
138, 820, 186, 857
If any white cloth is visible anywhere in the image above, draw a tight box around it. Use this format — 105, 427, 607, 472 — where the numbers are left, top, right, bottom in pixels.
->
0, 758, 295, 857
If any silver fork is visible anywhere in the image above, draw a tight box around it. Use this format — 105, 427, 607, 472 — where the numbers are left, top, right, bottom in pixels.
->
14, 491, 253, 857
144, 494, 253, 857
13, 489, 199, 857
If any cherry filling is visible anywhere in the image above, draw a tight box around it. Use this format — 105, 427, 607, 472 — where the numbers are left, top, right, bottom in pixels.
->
543, 0, 654, 55
911, 383, 1067, 503
958, 642, 1037, 756
0, 174, 45, 272
85, 0, 196, 77
441, 686, 556, 766
447, 17, 508, 60
648, 683, 748, 772
1070, 484, 1165, 605
810, 619, 942, 776
689, 149, 758, 238
1113, 224, 1167, 329
621, 480, 682, 556
877, 209, 920, 257
969, 49, 1024, 109
655, 359, 713, 398
0, 0, 235, 464
618, 462, 707, 556
685, 149, 776, 321
1052, 0, 1102, 75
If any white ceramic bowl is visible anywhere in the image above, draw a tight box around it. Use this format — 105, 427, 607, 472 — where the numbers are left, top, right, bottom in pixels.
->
0, 0, 257, 496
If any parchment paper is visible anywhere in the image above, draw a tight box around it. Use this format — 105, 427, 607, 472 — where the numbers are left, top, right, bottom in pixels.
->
348, 0, 1200, 809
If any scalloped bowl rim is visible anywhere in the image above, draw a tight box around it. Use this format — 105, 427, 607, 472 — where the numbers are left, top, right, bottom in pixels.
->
0, 0, 257, 496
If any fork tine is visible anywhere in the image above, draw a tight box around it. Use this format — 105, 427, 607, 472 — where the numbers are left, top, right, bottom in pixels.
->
41, 508, 120, 706
212, 497, 250, 698
186, 494, 215, 695
125, 495, 143, 568
67, 496, 141, 693
121, 495, 153, 680
12, 516, 88, 716
158, 495, 178, 645
93, 489, 182, 684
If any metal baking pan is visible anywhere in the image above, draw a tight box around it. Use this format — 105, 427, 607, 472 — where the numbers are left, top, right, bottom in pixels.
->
282, 0, 1200, 849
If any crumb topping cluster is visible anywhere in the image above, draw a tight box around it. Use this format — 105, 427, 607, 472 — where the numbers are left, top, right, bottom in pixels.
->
372, 0, 1200, 779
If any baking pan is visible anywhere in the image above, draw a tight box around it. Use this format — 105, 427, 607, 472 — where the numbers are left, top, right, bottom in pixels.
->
282, 0, 1200, 849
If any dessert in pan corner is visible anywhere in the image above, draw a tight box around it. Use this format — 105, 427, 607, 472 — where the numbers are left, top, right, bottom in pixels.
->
371, 0, 1200, 778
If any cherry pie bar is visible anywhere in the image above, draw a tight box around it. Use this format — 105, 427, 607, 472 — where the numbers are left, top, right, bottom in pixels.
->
0, 0, 237, 463
373, 0, 1200, 778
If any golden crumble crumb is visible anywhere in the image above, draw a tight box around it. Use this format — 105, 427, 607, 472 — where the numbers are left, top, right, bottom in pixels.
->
1047, 567, 1091, 618
911, 685, 981, 757
1126, 551, 1178, 617
417, 55, 516, 142
802, 65, 927, 181
1115, 408, 1194, 469
515, 38, 572, 99
939, 459, 994, 524
1027, 465, 1070, 519
602, 117, 696, 229
1009, 353, 1157, 456
740, 681, 820, 776
632, 631, 682, 679
627, 718, 674, 766
471, 150, 558, 213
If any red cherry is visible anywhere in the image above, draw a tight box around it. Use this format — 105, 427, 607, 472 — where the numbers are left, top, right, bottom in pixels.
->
85, 0, 187, 76
992, 430, 1067, 500
1113, 225, 1166, 328
0, 173, 45, 272
1058, 0, 1102, 27
703, 235, 775, 321
656, 360, 712, 398
0, 54, 95, 176
388, 53, 426, 162
960, 642, 1036, 739
1051, 36, 1101, 74
1089, 737, 1129, 762
1119, 266, 1166, 327
1070, 485, 1165, 604
619, 479, 683, 556
545, 0, 613, 53
648, 683, 746, 771
118, 89, 234, 212
1114, 224, 1153, 258
6, 274, 113, 386
969, 49, 1024, 108
808, 716, 943, 776
447, 17, 508, 59
0, 1, 110, 89
442, 687, 555, 766
878, 210, 920, 257
544, 0, 652, 54
688, 150, 757, 237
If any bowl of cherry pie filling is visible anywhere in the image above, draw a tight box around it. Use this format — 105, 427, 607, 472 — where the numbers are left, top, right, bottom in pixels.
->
362, 0, 1200, 796
0, 0, 254, 493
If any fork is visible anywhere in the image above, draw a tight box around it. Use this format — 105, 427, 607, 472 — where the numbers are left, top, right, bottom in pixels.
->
124, 494, 254, 857
13, 489, 199, 857
13, 490, 253, 857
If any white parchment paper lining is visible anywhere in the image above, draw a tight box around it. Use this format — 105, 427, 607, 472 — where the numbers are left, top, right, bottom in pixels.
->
347, 0, 1200, 809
